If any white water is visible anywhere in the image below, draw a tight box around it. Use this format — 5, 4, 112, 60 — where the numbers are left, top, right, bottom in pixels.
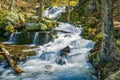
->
33, 32, 39, 44
4, 32, 21, 44
9, 33, 15, 42
0, 7, 97, 80
0, 23, 96, 80
32, 32, 51, 45
43, 6, 65, 19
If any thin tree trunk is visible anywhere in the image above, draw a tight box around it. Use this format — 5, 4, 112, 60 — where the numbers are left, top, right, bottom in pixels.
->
118, 0, 120, 17
38, 0, 43, 22
9, 0, 14, 12
92, 0, 97, 12
67, 0, 70, 22
0, 47, 24, 74
101, 0, 116, 61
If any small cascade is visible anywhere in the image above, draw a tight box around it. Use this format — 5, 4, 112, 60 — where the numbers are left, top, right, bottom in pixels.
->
33, 32, 39, 44
43, 6, 65, 19
45, 33, 50, 43
0, 23, 97, 80
33, 32, 52, 45
8, 33, 16, 42
7, 32, 20, 43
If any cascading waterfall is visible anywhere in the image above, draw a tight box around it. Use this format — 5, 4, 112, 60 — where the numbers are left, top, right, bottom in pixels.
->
33, 32, 39, 44
0, 7, 97, 80
43, 6, 65, 19
8, 33, 17, 42
0, 23, 97, 80
45, 33, 50, 43
4, 32, 21, 44
33, 32, 52, 45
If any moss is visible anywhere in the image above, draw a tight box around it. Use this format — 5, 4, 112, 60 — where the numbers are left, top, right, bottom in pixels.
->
0, 38, 7, 42
116, 39, 120, 45
5, 25, 15, 33
0, 43, 37, 62
17, 32, 31, 44
26, 19, 58, 31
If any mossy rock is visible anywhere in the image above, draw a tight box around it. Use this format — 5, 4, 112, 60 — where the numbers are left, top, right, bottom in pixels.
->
43, 20, 56, 30
5, 25, 14, 33
17, 32, 32, 44
116, 39, 120, 47
0, 28, 6, 37
0, 37, 6, 42
0, 10, 9, 27
26, 22, 48, 31
0, 43, 37, 62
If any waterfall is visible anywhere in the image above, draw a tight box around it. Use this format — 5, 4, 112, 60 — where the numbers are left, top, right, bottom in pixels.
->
33, 32, 39, 44
8, 33, 16, 42
0, 23, 97, 80
45, 33, 49, 43
33, 32, 52, 45
43, 6, 65, 19
0, 6, 97, 80
5, 32, 20, 44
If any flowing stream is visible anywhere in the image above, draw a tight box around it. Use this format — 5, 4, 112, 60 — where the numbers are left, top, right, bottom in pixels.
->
0, 7, 97, 80
33, 32, 51, 45
4, 32, 21, 44
43, 6, 65, 19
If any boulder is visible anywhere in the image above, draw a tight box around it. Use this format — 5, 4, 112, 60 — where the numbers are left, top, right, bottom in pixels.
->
58, 46, 70, 65
60, 46, 70, 57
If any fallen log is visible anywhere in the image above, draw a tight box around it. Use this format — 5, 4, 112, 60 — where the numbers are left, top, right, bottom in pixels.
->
0, 47, 24, 74
0, 51, 4, 54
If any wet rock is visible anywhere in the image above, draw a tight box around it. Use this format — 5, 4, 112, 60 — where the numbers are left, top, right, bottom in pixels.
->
60, 46, 70, 57
44, 65, 54, 74
58, 46, 70, 65
58, 57, 67, 65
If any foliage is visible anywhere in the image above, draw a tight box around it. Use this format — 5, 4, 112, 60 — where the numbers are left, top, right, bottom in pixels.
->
40, 23, 48, 30
19, 14, 26, 23
0, 10, 26, 33
44, 0, 78, 7
26, 19, 58, 31
5, 25, 14, 33
0, 10, 9, 28
26, 22, 47, 31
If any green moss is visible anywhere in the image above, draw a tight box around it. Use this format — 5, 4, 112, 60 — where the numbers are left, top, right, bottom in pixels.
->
116, 39, 120, 46
5, 25, 15, 33
17, 32, 31, 44
0, 43, 37, 61
0, 38, 7, 42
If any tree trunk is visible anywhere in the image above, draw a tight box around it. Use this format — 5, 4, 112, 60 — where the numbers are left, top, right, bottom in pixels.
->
0, 47, 24, 74
78, 0, 87, 7
38, 0, 43, 22
101, 0, 117, 61
9, 0, 14, 12
92, 0, 97, 12
67, 0, 70, 22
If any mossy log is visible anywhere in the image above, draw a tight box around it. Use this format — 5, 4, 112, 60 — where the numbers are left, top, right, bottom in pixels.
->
0, 47, 24, 74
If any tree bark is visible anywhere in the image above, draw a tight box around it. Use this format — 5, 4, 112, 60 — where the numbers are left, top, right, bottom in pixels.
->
67, 0, 70, 22
101, 0, 117, 61
0, 47, 24, 74
9, 0, 14, 12
78, 0, 87, 7
38, 0, 43, 22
